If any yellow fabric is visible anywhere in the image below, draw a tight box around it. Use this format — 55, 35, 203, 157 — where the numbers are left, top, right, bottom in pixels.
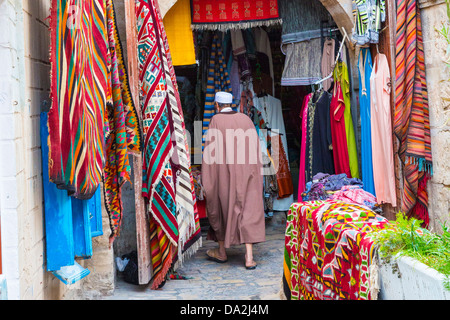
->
333, 61, 360, 179
163, 0, 196, 66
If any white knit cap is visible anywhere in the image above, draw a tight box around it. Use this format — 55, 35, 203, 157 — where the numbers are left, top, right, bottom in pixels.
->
215, 91, 233, 104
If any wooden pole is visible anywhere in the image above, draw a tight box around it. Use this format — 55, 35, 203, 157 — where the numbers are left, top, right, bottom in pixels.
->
124, 0, 153, 285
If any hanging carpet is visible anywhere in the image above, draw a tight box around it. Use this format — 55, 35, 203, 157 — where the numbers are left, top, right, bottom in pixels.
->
48, 0, 108, 200
136, 0, 200, 289
190, 0, 282, 31
153, 0, 201, 268
103, 0, 142, 243
393, 0, 432, 227
283, 200, 389, 300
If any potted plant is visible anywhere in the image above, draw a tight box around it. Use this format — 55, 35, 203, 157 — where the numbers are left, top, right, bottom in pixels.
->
368, 213, 450, 300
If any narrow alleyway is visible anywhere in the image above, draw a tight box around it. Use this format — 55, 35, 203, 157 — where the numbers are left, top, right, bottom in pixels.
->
102, 213, 287, 300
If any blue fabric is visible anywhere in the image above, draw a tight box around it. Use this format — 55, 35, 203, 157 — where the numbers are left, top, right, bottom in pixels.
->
358, 48, 376, 196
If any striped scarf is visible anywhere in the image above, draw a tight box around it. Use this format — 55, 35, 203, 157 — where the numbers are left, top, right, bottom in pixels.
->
394, 0, 432, 226
48, 0, 108, 200
202, 34, 233, 151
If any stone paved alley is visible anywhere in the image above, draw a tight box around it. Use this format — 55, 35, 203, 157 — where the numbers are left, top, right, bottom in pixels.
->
102, 213, 287, 300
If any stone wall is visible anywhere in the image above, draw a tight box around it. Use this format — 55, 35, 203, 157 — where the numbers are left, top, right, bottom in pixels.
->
0, 0, 115, 300
419, 0, 450, 233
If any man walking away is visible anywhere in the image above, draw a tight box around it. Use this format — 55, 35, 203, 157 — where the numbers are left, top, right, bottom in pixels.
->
202, 91, 265, 270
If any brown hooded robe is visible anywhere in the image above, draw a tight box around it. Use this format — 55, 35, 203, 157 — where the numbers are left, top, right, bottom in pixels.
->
202, 111, 266, 248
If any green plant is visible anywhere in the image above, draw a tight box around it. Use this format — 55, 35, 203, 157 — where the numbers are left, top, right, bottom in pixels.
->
369, 213, 450, 291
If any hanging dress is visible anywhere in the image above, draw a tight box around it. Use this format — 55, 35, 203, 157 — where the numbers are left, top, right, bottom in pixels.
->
358, 47, 376, 196
333, 61, 359, 178
298, 93, 312, 198
304, 90, 334, 184
254, 95, 294, 211
370, 53, 397, 207
330, 82, 351, 178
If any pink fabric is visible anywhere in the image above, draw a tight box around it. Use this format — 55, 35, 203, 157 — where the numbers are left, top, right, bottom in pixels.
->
331, 185, 377, 207
370, 54, 397, 207
298, 93, 312, 199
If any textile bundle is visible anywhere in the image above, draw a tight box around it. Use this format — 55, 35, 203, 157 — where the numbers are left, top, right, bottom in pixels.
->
190, 0, 282, 31
283, 200, 389, 300
136, 0, 200, 289
393, 0, 432, 227
104, 0, 142, 243
48, 0, 108, 200
201, 34, 234, 151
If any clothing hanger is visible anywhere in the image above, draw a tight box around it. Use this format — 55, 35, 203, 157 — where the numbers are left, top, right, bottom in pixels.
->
313, 28, 348, 87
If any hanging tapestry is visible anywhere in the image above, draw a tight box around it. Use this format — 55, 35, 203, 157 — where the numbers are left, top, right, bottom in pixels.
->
202, 34, 234, 151
393, 0, 432, 227
48, 0, 108, 200
190, 0, 282, 31
136, 0, 178, 289
153, 0, 201, 268
137, 0, 200, 289
283, 200, 389, 300
103, 0, 142, 243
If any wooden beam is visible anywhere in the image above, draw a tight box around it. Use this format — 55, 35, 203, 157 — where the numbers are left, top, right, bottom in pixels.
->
124, 0, 153, 285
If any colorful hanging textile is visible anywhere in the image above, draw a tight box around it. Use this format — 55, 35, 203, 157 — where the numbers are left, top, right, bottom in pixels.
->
330, 82, 351, 178
283, 200, 389, 300
190, 0, 282, 31
352, 0, 386, 45
136, 0, 178, 289
298, 93, 312, 197
358, 48, 376, 196
163, 0, 197, 66
333, 61, 359, 179
153, 0, 201, 267
48, 0, 108, 200
103, 0, 142, 243
202, 34, 234, 151
393, 0, 432, 226
136, 0, 200, 289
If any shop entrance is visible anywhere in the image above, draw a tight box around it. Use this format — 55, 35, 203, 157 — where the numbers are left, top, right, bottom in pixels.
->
111, 0, 368, 288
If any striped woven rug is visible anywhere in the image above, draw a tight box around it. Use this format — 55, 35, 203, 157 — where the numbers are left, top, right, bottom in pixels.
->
48, 0, 108, 200
393, 0, 432, 226
202, 33, 234, 151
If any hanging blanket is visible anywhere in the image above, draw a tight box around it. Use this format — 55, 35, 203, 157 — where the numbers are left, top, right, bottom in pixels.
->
190, 0, 282, 31
393, 0, 432, 227
48, 0, 108, 200
103, 0, 142, 243
202, 34, 234, 151
153, 0, 201, 268
283, 200, 389, 300
137, 0, 200, 289
136, 0, 178, 289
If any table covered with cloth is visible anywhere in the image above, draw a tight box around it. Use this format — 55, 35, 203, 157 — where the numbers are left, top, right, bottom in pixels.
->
282, 199, 389, 300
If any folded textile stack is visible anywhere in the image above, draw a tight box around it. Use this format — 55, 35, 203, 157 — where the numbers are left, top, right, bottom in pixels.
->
283, 199, 389, 300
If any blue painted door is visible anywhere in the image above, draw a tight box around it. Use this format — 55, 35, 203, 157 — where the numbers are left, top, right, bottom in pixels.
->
40, 112, 75, 271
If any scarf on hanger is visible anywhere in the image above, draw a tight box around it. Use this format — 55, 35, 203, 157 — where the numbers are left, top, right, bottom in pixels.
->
103, 0, 142, 243
393, 0, 432, 227
48, 0, 108, 200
